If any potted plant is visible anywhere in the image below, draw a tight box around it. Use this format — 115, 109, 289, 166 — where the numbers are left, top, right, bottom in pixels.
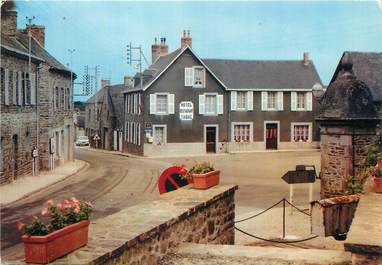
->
184, 161, 220, 189
372, 166, 382, 193
16, 197, 93, 264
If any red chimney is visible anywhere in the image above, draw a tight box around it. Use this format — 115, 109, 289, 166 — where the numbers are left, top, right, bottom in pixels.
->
181, 30, 192, 49
151, 37, 168, 63
29, 24, 45, 47
303, 52, 309, 66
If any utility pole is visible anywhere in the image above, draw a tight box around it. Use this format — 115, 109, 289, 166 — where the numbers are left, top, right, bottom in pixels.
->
27, 15, 38, 176
126, 43, 149, 89
68, 49, 75, 109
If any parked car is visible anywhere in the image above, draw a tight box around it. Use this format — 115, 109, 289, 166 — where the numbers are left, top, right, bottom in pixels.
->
76, 136, 89, 146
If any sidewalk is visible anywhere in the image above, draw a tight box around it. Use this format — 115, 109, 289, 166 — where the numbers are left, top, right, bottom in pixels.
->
0, 159, 88, 205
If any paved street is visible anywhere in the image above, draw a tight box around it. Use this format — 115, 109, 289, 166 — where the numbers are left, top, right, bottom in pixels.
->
1, 148, 321, 261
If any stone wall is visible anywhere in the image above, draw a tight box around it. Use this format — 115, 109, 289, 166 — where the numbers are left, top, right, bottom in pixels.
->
319, 124, 377, 198
48, 185, 237, 265
0, 54, 39, 184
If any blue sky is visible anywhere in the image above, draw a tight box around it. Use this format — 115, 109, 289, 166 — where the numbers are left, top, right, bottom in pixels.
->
16, 0, 382, 101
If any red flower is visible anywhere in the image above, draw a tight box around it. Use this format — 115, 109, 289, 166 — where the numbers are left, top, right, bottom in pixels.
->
16, 221, 25, 231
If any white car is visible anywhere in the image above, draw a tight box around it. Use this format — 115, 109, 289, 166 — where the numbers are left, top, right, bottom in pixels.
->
76, 136, 89, 146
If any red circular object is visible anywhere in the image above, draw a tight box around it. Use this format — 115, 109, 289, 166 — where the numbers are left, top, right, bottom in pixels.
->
158, 166, 190, 194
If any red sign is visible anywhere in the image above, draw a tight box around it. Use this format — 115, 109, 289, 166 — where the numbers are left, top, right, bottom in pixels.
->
157, 166, 190, 194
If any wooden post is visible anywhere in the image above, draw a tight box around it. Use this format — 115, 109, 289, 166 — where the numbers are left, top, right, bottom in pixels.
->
309, 183, 313, 202
289, 184, 294, 215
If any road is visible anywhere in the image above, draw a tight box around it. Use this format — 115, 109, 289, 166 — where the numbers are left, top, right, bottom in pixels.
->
1, 148, 321, 261
1, 148, 168, 259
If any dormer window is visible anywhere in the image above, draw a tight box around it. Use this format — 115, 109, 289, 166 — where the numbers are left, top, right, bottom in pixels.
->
184, 66, 205, 88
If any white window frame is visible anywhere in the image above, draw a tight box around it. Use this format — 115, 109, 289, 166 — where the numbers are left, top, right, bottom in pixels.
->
193, 66, 206, 88
155, 93, 169, 114
267, 91, 277, 110
231, 122, 253, 143
296, 92, 306, 111
203, 93, 218, 116
236, 91, 247, 111
290, 122, 312, 143
153, 125, 167, 146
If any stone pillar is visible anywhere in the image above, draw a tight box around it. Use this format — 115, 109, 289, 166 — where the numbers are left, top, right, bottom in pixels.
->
318, 121, 377, 198
316, 54, 379, 198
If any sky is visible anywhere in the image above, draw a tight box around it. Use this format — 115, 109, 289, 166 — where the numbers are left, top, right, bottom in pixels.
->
15, 0, 382, 101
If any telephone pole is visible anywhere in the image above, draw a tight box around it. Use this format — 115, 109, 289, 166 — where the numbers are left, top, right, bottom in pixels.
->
68, 49, 75, 109
26, 15, 38, 176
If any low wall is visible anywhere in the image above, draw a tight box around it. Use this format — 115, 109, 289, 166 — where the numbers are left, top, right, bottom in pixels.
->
47, 185, 238, 265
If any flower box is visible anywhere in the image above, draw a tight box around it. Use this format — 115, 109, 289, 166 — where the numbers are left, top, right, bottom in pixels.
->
374, 177, 382, 193
192, 170, 220, 189
22, 220, 89, 264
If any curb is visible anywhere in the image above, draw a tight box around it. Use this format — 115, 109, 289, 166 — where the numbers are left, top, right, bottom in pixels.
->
1, 160, 90, 208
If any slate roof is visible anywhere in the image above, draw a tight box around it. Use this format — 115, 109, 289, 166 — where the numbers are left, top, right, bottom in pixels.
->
330, 52, 382, 101
203, 59, 322, 89
85, 86, 108, 104
1, 30, 72, 76
125, 47, 322, 93
108, 84, 125, 129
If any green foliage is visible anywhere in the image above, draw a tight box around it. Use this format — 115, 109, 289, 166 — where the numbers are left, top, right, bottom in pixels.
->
346, 167, 374, 194
23, 217, 50, 236
360, 141, 382, 168
184, 161, 215, 179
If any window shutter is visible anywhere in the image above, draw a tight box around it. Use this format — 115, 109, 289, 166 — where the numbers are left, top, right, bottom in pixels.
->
168, 94, 175, 114
138, 94, 141, 114
291, 92, 297, 111
184, 68, 194, 86
138, 123, 141, 146
247, 91, 253, 111
124, 122, 127, 141
12, 71, 17, 105
4, 69, 9, 105
199, 94, 205, 114
261, 92, 267, 111
306, 92, 313, 111
277, 92, 283, 111
17, 71, 22, 106
231, 91, 237, 111
30, 73, 36, 105
150, 94, 156, 114
113, 131, 117, 150
24, 72, 28, 105
217, 95, 224, 115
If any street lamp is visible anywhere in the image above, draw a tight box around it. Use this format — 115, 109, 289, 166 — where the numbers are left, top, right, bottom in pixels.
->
312, 82, 325, 99
68, 49, 75, 109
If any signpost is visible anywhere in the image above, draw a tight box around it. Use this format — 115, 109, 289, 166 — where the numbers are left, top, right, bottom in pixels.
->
281, 165, 317, 214
32, 146, 38, 176
157, 166, 190, 194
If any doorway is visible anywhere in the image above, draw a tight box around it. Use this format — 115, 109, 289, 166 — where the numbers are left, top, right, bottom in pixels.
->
205, 126, 217, 153
12, 134, 18, 179
266, 123, 278, 150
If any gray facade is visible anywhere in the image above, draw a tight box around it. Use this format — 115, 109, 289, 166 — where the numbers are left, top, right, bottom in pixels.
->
122, 38, 322, 156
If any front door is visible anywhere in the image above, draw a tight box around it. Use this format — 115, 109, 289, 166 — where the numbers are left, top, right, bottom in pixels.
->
206, 127, 216, 153
266, 123, 278, 150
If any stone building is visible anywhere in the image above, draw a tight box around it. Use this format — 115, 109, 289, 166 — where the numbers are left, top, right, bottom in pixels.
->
85, 82, 124, 151
122, 31, 322, 156
0, 4, 74, 184
317, 53, 379, 198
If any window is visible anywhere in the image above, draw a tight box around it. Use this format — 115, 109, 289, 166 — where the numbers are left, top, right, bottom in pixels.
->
153, 125, 166, 145
67, 88, 71, 109
233, 124, 251, 142
297, 92, 305, 109
55, 87, 59, 109
156, 95, 168, 114
184, 66, 205, 87
150, 93, 175, 115
193, 67, 205, 87
236, 91, 247, 110
0, 68, 5, 105
267, 92, 277, 110
25, 131, 30, 159
205, 95, 217, 115
61, 88, 65, 109
291, 92, 312, 111
292, 124, 310, 142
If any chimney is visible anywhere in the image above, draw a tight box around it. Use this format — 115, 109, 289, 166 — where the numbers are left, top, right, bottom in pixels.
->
151, 37, 168, 63
29, 24, 45, 47
101, 79, 111, 89
124, 76, 134, 88
151, 37, 160, 63
1, 3, 17, 36
159, 37, 168, 56
303, 52, 309, 66
181, 30, 192, 49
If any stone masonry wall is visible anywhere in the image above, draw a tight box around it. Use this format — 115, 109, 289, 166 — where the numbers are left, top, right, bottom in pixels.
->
46, 185, 238, 265
0, 54, 39, 184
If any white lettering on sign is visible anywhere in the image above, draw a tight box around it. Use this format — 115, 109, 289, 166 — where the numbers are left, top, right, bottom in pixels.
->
179, 101, 193, 120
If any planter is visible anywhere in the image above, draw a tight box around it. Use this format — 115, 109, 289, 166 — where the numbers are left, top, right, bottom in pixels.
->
374, 177, 382, 193
192, 170, 220, 189
22, 220, 89, 264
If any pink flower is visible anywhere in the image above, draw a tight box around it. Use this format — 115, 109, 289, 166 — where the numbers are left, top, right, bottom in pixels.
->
41, 207, 48, 216
70, 197, 79, 204
16, 221, 25, 231
45, 199, 54, 207
84, 201, 93, 207
73, 205, 80, 213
